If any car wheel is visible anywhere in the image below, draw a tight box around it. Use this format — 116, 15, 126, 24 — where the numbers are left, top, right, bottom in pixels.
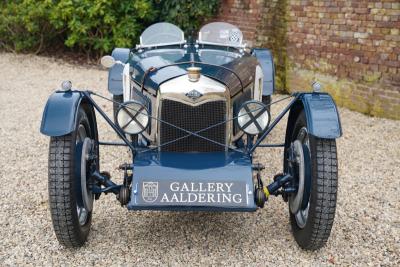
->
113, 94, 123, 123
48, 106, 96, 248
286, 111, 338, 250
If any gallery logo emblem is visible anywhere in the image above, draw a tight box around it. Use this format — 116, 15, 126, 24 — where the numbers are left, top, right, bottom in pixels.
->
142, 182, 158, 202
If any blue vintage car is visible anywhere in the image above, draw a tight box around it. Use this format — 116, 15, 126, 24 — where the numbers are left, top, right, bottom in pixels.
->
40, 22, 342, 250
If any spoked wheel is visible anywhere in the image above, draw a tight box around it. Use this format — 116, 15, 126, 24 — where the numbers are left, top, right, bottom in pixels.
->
48, 106, 97, 248
285, 111, 338, 250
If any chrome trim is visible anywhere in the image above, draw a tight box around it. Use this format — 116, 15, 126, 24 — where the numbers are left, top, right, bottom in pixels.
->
122, 63, 130, 102
128, 74, 259, 149
161, 95, 227, 107
157, 74, 232, 150
159, 75, 226, 97
254, 65, 263, 102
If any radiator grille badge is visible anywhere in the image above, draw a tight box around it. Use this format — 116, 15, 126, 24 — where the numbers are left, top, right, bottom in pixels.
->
186, 89, 203, 101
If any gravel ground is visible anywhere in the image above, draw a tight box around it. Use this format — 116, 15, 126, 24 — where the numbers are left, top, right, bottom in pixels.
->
0, 53, 399, 266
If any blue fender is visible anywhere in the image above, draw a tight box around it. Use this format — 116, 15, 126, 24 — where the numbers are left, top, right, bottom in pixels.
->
108, 48, 130, 95
301, 93, 342, 138
40, 91, 94, 137
286, 93, 342, 141
252, 48, 275, 96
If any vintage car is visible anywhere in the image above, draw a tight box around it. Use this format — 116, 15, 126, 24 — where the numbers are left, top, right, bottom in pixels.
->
40, 22, 342, 250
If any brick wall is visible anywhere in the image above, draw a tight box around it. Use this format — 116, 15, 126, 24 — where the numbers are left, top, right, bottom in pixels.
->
215, 0, 400, 119
286, 0, 400, 119
213, 0, 262, 42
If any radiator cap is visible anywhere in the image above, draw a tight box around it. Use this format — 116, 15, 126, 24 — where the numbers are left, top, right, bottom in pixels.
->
187, 67, 201, 82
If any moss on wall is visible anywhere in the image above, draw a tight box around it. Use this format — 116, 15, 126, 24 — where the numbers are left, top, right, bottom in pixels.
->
253, 0, 399, 119
286, 67, 400, 120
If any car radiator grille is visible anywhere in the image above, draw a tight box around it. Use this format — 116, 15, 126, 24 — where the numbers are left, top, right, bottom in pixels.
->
159, 99, 226, 152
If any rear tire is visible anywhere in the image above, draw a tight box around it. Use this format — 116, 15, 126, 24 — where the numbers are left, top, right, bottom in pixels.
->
287, 111, 338, 250
48, 107, 95, 248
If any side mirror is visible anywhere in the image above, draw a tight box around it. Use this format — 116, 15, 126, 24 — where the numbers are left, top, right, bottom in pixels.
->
100, 55, 116, 68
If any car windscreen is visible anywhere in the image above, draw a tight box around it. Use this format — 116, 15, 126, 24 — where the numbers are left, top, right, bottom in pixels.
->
198, 22, 244, 48
140, 22, 185, 47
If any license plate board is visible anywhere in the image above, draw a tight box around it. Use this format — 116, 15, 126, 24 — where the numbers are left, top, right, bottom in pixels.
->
131, 179, 252, 208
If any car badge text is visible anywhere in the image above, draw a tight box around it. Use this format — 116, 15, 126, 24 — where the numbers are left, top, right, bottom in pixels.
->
186, 89, 203, 101
141, 182, 244, 204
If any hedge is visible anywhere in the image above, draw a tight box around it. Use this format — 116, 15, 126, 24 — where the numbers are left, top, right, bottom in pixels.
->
0, 0, 220, 57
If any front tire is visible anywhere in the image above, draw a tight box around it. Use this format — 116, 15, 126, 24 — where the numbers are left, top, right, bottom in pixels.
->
287, 111, 338, 250
48, 107, 95, 248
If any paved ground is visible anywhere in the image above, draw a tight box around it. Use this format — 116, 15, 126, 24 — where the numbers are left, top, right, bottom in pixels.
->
0, 53, 399, 266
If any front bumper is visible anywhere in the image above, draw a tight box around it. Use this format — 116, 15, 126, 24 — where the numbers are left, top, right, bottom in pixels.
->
127, 151, 256, 212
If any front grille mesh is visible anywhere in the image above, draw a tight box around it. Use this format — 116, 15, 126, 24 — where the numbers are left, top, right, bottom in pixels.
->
159, 100, 226, 152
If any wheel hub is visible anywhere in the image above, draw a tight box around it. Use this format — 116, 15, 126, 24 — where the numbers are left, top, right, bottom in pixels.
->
289, 140, 305, 214
80, 138, 94, 213
287, 127, 312, 229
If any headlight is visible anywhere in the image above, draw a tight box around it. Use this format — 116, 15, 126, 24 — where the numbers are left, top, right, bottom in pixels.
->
237, 100, 270, 135
100, 55, 116, 68
116, 101, 150, 135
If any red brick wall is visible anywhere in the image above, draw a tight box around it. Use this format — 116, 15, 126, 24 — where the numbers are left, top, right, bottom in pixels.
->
213, 0, 400, 119
214, 0, 262, 42
286, 1, 400, 119
288, 1, 400, 82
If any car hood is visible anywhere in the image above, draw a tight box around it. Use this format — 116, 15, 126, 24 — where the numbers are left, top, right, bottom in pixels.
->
129, 45, 258, 97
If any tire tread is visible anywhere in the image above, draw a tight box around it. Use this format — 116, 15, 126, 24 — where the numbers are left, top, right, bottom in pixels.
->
289, 111, 338, 251
48, 134, 88, 248
304, 138, 337, 250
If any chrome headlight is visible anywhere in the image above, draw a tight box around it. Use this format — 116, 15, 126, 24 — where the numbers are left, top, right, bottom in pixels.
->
116, 101, 150, 135
237, 101, 270, 135
100, 55, 116, 68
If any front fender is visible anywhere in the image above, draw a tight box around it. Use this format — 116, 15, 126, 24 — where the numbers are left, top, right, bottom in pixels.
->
286, 93, 342, 140
301, 93, 342, 138
40, 91, 83, 137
